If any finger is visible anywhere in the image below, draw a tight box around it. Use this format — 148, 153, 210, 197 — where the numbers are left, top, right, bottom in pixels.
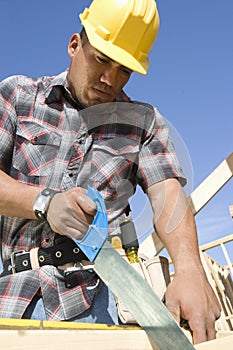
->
191, 317, 217, 344
191, 325, 207, 345
47, 208, 90, 238
165, 302, 181, 325
63, 228, 86, 240
77, 192, 97, 214
206, 323, 217, 341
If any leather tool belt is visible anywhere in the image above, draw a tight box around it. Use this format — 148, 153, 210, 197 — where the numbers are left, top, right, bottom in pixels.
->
1, 236, 88, 277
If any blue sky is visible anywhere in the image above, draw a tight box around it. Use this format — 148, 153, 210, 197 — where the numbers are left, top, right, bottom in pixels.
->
1, 0, 233, 265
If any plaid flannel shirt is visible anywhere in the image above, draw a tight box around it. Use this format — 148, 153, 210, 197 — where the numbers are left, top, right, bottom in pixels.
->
0, 70, 186, 320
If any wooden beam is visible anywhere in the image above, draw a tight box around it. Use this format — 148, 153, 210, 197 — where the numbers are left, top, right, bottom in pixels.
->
189, 152, 233, 216
0, 329, 157, 350
0, 317, 139, 331
229, 205, 233, 220
194, 333, 233, 350
200, 233, 233, 251
139, 230, 164, 257
0, 318, 232, 350
0, 319, 151, 350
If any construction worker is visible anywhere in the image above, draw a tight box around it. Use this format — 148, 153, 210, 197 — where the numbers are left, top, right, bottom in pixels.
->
0, 0, 220, 345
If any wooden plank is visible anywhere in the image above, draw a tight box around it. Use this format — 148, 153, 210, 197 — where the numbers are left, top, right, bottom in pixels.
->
0, 317, 139, 331
221, 243, 233, 279
0, 319, 155, 349
189, 152, 233, 215
200, 233, 233, 251
0, 318, 231, 350
0, 329, 156, 350
195, 333, 233, 350
229, 205, 233, 219
0, 328, 231, 350
139, 231, 164, 257
42, 320, 139, 331
0, 318, 41, 330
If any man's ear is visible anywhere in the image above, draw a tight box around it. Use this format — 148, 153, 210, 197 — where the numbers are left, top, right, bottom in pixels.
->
68, 33, 82, 57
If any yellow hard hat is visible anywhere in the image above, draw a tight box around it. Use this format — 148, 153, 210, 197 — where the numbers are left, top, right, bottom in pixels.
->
79, 0, 160, 75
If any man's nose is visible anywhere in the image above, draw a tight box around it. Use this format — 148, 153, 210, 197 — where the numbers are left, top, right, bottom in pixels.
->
100, 68, 118, 87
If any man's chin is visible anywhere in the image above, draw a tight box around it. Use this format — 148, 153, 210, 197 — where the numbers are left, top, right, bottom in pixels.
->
87, 98, 115, 107
79, 92, 115, 108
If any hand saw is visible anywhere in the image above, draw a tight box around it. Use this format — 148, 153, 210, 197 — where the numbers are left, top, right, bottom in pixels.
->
73, 186, 195, 350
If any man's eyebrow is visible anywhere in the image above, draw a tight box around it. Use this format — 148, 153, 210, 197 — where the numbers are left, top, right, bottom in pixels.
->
95, 49, 113, 61
94, 48, 132, 71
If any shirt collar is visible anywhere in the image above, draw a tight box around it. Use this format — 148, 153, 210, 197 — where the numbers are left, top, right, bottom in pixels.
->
44, 70, 68, 104
43, 69, 131, 105
46, 70, 68, 90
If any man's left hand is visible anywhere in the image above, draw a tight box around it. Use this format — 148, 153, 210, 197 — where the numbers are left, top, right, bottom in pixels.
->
165, 266, 221, 345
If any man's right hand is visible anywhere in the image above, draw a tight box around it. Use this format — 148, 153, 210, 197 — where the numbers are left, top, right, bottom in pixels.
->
47, 187, 97, 240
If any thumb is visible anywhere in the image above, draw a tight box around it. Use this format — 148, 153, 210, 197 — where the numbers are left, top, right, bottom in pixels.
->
165, 298, 181, 325
76, 192, 97, 215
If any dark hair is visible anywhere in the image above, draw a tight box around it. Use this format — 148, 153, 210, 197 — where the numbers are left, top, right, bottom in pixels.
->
80, 28, 89, 46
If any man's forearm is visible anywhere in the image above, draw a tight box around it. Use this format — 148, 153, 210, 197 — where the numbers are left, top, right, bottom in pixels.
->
148, 178, 221, 344
0, 170, 40, 219
147, 178, 202, 271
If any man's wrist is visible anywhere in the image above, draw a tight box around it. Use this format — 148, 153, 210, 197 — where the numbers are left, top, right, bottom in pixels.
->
33, 188, 59, 220
173, 258, 204, 275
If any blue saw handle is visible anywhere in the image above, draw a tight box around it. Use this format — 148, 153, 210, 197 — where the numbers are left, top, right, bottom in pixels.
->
73, 186, 108, 262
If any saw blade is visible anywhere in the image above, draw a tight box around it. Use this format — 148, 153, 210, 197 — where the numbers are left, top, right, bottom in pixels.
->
94, 240, 195, 350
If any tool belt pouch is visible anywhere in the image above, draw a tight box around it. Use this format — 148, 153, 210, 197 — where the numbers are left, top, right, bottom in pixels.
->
116, 250, 171, 324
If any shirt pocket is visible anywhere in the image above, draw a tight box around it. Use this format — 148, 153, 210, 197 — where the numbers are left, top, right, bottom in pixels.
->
89, 137, 140, 190
13, 121, 62, 177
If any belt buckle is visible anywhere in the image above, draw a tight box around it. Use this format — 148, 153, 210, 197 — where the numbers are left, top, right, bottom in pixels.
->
10, 250, 27, 274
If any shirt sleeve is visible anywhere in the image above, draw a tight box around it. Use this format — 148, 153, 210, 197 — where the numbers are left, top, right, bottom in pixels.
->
137, 107, 187, 191
0, 76, 19, 171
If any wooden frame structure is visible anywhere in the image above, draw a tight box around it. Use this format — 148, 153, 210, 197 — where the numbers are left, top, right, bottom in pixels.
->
200, 237, 233, 332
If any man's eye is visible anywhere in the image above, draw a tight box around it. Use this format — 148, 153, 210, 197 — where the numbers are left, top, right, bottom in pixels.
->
120, 67, 132, 76
96, 56, 108, 63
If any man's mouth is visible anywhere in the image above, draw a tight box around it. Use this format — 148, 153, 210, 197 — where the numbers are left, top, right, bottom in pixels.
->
93, 87, 111, 98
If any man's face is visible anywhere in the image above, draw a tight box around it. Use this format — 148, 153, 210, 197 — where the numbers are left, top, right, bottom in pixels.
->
67, 34, 132, 108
